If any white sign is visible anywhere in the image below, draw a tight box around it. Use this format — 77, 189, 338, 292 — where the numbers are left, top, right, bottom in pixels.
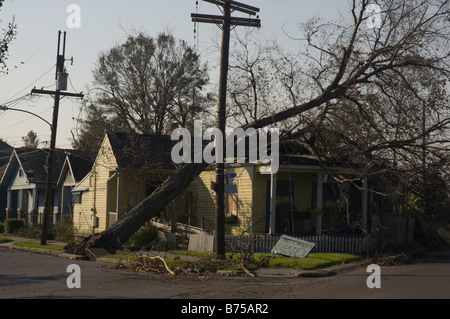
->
271, 235, 315, 258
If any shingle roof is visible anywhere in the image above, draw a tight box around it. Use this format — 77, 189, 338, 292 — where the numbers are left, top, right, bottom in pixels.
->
65, 150, 95, 182
15, 148, 67, 183
107, 132, 175, 170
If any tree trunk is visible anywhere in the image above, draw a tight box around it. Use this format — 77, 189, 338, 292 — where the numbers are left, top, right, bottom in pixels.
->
64, 161, 209, 255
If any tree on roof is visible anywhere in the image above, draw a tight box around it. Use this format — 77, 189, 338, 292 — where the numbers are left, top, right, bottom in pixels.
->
65, 0, 450, 256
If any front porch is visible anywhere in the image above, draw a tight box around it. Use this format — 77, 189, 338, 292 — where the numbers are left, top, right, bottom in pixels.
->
256, 165, 371, 237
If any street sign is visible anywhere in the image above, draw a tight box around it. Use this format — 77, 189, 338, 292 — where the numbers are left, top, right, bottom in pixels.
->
271, 235, 315, 258
225, 173, 237, 178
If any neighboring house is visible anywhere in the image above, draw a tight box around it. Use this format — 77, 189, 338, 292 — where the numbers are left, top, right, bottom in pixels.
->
57, 150, 96, 219
0, 148, 67, 225
72, 132, 175, 235
0, 140, 13, 222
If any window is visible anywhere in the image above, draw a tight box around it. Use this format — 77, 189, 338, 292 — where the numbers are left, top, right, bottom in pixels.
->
72, 192, 82, 204
225, 192, 237, 217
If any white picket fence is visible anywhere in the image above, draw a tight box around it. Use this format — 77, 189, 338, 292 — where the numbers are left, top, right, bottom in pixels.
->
226, 234, 376, 254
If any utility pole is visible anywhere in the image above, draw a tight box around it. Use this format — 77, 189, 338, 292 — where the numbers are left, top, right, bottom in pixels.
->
31, 31, 84, 245
192, 0, 260, 259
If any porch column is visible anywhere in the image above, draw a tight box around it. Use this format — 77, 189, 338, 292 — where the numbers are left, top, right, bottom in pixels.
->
6, 190, 12, 219
362, 177, 368, 233
60, 186, 65, 215
116, 171, 122, 220
17, 190, 24, 219
269, 173, 277, 235
316, 174, 323, 235
31, 189, 38, 225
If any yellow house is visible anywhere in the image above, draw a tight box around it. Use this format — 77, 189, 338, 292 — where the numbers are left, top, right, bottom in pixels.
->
191, 162, 345, 236
72, 132, 175, 235
71, 132, 367, 237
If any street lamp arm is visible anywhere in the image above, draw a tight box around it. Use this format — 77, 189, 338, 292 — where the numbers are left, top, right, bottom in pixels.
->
0, 105, 52, 127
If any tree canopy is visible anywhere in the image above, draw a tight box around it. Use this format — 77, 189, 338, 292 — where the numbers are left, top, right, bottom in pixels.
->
0, 0, 17, 74
73, 32, 212, 152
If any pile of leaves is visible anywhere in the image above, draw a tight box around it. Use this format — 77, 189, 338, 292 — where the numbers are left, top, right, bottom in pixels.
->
112, 254, 243, 277
374, 251, 412, 266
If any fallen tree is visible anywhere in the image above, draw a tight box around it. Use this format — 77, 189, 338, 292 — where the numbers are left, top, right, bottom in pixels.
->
64, 161, 209, 255
65, 0, 449, 256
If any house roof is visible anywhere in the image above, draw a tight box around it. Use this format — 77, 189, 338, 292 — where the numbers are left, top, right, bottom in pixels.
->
0, 148, 69, 187
57, 150, 96, 185
17, 148, 67, 183
0, 139, 13, 167
107, 132, 174, 170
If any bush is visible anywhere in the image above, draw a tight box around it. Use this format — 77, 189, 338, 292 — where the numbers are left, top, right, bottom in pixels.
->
0, 222, 4, 233
4, 219, 25, 234
125, 223, 158, 249
52, 216, 75, 242
13, 226, 41, 239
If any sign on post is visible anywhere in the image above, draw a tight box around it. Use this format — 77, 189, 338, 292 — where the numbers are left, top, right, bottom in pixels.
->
271, 235, 315, 258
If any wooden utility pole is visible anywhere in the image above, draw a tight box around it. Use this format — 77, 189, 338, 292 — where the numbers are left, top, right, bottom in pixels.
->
192, 0, 260, 258
31, 31, 84, 245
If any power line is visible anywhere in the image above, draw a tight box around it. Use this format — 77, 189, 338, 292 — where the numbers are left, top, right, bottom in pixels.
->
0, 106, 53, 131
0, 64, 56, 105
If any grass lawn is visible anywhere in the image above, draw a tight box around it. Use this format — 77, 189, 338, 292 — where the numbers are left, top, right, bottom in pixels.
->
105, 250, 362, 271
266, 252, 361, 269
12, 241, 65, 251
0, 237, 13, 244
171, 250, 361, 270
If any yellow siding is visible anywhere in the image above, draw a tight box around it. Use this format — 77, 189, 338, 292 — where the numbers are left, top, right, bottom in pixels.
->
229, 166, 253, 235
195, 169, 216, 232
253, 172, 268, 233
193, 165, 255, 235
73, 136, 117, 235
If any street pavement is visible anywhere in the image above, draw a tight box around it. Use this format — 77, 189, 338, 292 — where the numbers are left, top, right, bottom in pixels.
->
1, 235, 450, 301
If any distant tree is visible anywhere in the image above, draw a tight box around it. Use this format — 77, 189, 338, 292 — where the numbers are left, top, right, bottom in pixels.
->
73, 32, 212, 152
0, 0, 17, 74
22, 130, 39, 148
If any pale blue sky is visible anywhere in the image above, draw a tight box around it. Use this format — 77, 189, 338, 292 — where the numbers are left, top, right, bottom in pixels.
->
0, 0, 347, 148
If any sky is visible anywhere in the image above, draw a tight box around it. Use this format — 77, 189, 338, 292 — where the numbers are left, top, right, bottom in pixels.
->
0, 0, 347, 149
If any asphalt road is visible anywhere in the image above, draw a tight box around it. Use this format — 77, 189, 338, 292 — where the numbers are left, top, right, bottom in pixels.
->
1, 247, 450, 301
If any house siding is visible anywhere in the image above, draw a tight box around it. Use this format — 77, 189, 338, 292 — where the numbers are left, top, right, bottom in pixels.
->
193, 165, 255, 236
73, 136, 117, 235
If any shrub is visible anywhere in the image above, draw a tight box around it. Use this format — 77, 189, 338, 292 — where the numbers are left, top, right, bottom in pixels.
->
13, 226, 41, 239
52, 216, 75, 242
4, 219, 25, 234
0, 222, 4, 233
125, 222, 158, 249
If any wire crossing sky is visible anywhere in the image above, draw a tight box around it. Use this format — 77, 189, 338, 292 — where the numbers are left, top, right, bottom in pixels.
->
0, 0, 343, 148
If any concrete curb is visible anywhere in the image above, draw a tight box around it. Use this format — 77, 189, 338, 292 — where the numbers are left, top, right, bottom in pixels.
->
0, 236, 85, 260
